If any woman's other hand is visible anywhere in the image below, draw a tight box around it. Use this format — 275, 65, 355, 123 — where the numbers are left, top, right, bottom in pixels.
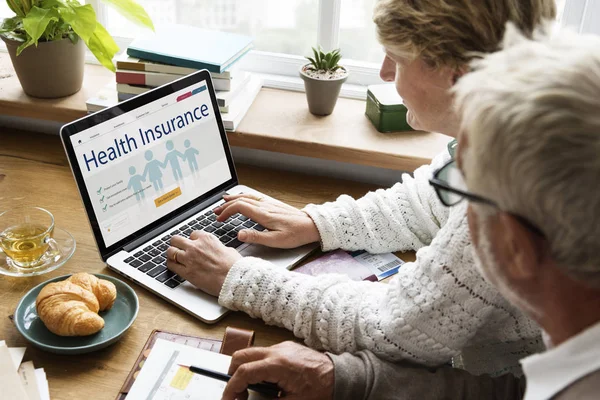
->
166, 231, 242, 296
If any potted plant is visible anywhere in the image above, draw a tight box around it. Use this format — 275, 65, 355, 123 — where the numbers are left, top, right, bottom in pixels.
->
300, 46, 348, 116
0, 0, 153, 98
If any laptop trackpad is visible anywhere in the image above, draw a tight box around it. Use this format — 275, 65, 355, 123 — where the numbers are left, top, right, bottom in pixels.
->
239, 244, 297, 268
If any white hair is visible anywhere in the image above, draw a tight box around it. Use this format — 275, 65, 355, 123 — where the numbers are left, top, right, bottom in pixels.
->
454, 23, 600, 288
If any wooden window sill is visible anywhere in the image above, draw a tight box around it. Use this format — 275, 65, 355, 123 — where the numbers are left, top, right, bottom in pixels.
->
0, 53, 450, 172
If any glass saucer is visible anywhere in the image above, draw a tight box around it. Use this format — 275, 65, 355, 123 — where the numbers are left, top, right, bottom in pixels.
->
0, 227, 76, 277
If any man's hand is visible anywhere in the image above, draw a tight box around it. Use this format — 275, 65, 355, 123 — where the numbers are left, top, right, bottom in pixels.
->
213, 194, 321, 249
222, 341, 335, 400
166, 231, 242, 296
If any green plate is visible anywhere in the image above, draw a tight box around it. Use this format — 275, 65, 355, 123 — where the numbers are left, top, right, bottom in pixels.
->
14, 273, 139, 354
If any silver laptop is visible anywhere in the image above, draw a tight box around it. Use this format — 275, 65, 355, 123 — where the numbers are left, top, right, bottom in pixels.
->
60, 70, 317, 323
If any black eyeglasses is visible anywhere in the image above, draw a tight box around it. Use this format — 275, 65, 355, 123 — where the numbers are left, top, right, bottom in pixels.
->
429, 159, 544, 236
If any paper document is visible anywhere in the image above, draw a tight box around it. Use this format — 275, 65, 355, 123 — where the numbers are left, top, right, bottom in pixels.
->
294, 249, 404, 281
0, 340, 26, 370
0, 341, 50, 400
19, 361, 41, 400
0, 344, 29, 400
128, 339, 266, 400
351, 250, 405, 280
35, 368, 50, 400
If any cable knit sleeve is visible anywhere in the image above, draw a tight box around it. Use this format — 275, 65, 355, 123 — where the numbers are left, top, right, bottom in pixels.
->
303, 150, 451, 253
219, 201, 540, 370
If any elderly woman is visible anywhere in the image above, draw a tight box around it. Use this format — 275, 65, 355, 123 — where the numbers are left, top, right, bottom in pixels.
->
167, 0, 555, 376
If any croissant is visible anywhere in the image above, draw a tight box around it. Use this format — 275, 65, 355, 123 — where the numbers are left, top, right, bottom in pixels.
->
67, 272, 117, 311
35, 273, 117, 336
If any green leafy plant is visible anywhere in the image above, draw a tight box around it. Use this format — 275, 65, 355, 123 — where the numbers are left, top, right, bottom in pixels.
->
306, 46, 344, 72
0, 0, 153, 71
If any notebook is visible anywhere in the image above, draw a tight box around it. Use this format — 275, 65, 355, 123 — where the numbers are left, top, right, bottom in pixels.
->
117, 328, 255, 400
127, 24, 253, 73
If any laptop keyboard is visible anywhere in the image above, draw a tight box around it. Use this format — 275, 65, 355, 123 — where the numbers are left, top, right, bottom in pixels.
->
122, 209, 264, 289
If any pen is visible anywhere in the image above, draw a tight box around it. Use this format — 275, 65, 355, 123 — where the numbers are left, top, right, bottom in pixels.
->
177, 364, 284, 398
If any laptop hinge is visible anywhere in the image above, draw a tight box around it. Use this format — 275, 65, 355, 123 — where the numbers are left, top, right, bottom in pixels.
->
123, 185, 236, 253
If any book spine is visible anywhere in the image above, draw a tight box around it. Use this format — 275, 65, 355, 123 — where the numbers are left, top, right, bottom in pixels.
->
116, 61, 146, 72
116, 83, 149, 95
212, 78, 231, 91
224, 77, 263, 131
116, 71, 180, 87
215, 72, 250, 107
116, 71, 146, 86
126, 48, 223, 73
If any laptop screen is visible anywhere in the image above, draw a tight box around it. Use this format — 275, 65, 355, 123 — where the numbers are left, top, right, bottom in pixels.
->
67, 76, 233, 249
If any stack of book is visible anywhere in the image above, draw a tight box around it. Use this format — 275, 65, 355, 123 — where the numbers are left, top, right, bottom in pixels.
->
86, 24, 262, 131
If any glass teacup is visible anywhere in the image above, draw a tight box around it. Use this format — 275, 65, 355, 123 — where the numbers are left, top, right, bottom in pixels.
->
0, 207, 59, 269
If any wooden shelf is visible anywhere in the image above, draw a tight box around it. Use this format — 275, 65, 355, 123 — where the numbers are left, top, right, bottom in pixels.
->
0, 53, 450, 172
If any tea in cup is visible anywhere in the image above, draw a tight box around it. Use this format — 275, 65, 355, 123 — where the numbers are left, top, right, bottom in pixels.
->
0, 207, 59, 268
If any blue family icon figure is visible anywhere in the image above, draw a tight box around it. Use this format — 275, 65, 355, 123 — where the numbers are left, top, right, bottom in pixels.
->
183, 139, 200, 173
164, 140, 185, 182
127, 166, 146, 201
143, 150, 164, 192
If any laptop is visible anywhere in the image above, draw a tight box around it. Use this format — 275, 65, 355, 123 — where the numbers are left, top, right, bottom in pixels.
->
60, 70, 317, 323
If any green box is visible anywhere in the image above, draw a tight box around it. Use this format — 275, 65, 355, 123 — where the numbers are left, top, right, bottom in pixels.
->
365, 84, 413, 132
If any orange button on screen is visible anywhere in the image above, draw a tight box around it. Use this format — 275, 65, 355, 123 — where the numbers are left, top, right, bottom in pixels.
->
154, 187, 182, 207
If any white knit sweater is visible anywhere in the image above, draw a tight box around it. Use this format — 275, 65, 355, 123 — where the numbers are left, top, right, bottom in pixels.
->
219, 150, 543, 376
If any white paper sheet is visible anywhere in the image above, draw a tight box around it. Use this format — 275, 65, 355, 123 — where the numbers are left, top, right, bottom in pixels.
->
0, 344, 29, 400
128, 339, 265, 400
35, 369, 50, 400
18, 361, 41, 400
0, 340, 26, 371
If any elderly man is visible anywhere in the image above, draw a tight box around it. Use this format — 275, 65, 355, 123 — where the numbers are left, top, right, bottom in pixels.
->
220, 25, 600, 400
447, 23, 600, 398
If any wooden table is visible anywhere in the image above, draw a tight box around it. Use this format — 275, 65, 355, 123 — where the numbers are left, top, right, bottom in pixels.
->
0, 127, 415, 400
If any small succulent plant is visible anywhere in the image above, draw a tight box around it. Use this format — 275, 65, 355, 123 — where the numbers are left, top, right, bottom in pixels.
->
306, 46, 343, 72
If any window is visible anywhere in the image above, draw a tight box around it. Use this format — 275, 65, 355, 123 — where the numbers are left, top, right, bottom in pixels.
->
0, 0, 594, 87
105, 0, 319, 58
0, 3, 11, 20
561, 0, 600, 35
339, 0, 383, 64
557, 0, 567, 19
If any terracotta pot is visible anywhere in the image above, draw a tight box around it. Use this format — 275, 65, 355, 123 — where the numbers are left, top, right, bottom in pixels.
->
1, 35, 85, 98
299, 65, 348, 116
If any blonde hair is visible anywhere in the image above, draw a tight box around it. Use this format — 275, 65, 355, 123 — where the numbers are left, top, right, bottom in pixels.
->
454, 24, 600, 288
373, 0, 556, 68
